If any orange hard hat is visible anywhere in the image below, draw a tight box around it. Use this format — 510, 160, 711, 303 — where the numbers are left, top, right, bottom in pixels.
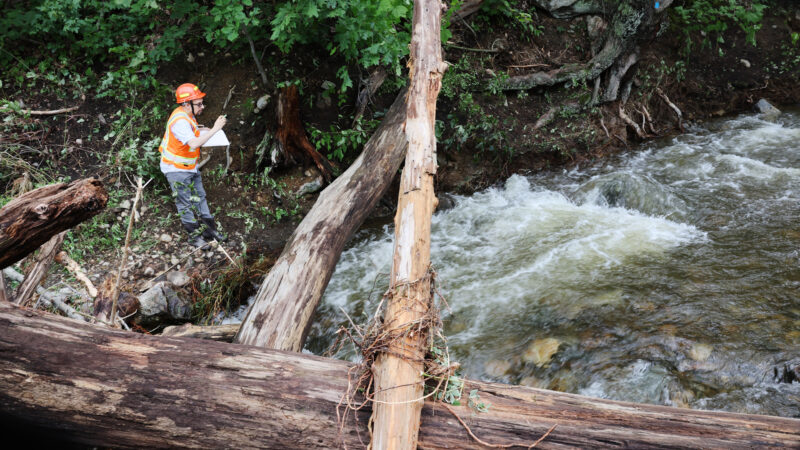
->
175, 83, 206, 104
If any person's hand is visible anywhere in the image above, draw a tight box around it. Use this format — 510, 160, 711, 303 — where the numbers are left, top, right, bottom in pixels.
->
213, 115, 227, 130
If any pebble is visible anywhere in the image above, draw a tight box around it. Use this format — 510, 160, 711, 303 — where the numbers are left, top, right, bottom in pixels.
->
160, 233, 173, 243
170, 256, 180, 265
143, 266, 155, 276
523, 338, 561, 367
166, 271, 190, 287
119, 199, 131, 210
688, 343, 713, 362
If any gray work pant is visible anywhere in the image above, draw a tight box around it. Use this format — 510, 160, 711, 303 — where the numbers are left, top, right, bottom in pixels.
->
165, 171, 214, 227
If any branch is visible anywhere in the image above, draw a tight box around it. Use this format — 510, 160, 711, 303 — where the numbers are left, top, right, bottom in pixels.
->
110, 177, 147, 325
55, 251, 98, 298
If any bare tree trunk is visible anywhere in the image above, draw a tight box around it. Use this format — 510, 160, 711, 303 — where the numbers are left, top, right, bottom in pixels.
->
2, 302, 799, 449
370, 1, 447, 448
271, 85, 335, 182
0, 178, 108, 269
14, 231, 66, 306
234, 89, 408, 351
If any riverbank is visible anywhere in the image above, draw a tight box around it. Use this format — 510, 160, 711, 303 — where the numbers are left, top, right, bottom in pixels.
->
1, 3, 799, 326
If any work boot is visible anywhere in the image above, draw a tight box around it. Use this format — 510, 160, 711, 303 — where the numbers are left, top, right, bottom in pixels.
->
183, 221, 210, 248
201, 217, 228, 242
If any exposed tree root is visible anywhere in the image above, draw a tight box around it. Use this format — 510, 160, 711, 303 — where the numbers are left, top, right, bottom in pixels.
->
657, 88, 684, 132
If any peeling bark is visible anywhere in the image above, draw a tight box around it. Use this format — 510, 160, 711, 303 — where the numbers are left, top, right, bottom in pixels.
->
370, 0, 446, 448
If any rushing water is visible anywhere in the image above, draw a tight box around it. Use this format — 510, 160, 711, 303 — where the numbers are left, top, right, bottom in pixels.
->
280, 111, 800, 417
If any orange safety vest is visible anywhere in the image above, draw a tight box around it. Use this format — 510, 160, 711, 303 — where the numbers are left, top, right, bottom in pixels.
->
159, 107, 201, 170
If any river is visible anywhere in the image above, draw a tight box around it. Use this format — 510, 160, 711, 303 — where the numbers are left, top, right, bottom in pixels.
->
251, 110, 800, 417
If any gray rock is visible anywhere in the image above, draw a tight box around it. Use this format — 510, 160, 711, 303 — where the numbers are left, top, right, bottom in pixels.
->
119, 199, 131, 210
170, 256, 180, 266
754, 99, 781, 117
143, 266, 155, 277
437, 193, 457, 212
160, 233, 173, 243
166, 271, 190, 287
296, 177, 323, 197
135, 282, 191, 327
253, 94, 271, 113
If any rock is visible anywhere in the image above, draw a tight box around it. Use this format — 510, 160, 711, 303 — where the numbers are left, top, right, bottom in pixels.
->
304, 169, 317, 177
143, 266, 155, 277
186, 53, 195, 63
296, 177, 323, 197
75, 138, 83, 145
135, 282, 191, 327
484, 359, 512, 378
754, 99, 781, 117
523, 338, 561, 367
98, 113, 107, 125
170, 256, 180, 266
166, 271, 190, 287
119, 199, 131, 210
160, 233, 173, 243
253, 94, 271, 113
320, 80, 336, 91
688, 343, 713, 362
740, 59, 751, 68
436, 193, 457, 212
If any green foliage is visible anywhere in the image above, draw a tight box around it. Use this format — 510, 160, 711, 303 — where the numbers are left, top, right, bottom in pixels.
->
309, 116, 380, 162
671, 0, 767, 54
270, 0, 413, 90
474, 0, 544, 39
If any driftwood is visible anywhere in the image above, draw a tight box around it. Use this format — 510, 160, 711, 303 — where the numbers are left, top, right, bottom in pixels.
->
1, 302, 799, 449
14, 231, 66, 306
235, 88, 409, 351
161, 323, 239, 341
0, 178, 108, 269
371, 0, 446, 448
55, 251, 98, 298
2, 267, 88, 321
271, 85, 335, 182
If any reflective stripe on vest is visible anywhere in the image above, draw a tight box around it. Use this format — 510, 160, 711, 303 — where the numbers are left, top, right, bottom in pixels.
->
158, 107, 200, 170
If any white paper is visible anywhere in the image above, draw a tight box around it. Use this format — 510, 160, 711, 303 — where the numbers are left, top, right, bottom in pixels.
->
199, 129, 230, 147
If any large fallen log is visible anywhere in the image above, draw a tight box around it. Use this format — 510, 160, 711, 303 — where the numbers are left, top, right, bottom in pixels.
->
371, 0, 446, 447
1, 302, 798, 449
235, 88, 409, 351
0, 178, 108, 269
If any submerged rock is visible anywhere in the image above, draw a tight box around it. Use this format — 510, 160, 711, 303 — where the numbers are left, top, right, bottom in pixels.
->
523, 338, 561, 367
484, 359, 512, 378
688, 343, 713, 362
754, 99, 781, 117
135, 281, 191, 327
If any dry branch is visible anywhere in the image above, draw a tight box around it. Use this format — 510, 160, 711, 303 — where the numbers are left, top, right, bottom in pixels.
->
14, 231, 66, 306
55, 251, 98, 298
110, 177, 145, 326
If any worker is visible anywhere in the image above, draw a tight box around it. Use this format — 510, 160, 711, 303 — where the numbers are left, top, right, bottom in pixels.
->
158, 83, 228, 248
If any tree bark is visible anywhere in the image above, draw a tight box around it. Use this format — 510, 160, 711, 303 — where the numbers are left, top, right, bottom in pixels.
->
234, 88, 409, 351
1, 302, 799, 449
14, 231, 66, 306
371, 1, 447, 448
271, 85, 335, 182
0, 178, 108, 269
162, 322, 239, 342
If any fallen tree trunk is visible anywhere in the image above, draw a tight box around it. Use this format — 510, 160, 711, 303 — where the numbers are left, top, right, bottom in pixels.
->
371, 0, 446, 447
234, 88, 409, 351
1, 302, 799, 448
0, 178, 108, 269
